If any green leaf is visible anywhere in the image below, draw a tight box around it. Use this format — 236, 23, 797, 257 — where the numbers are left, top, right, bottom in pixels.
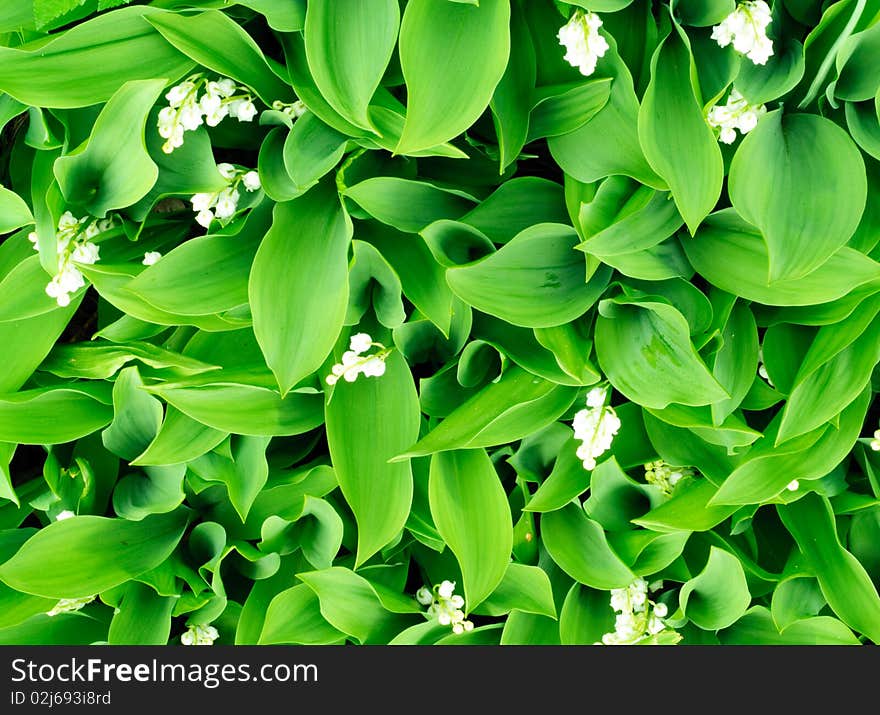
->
0, 7, 195, 108
344, 177, 476, 233
679, 546, 751, 630
710, 300, 759, 424
54, 79, 164, 217
326, 350, 419, 566
541, 503, 635, 589
250, 183, 351, 395
0, 387, 112, 445
107, 581, 176, 645
396, 0, 510, 154
297, 567, 419, 644
729, 110, 867, 281
474, 563, 556, 618
634, 478, 738, 532
778, 492, 880, 644
595, 297, 728, 409
637, 24, 722, 233
527, 78, 613, 142
113, 465, 186, 522
524, 436, 589, 513
102, 366, 163, 461
429, 449, 512, 611
0, 186, 33, 234
719, 606, 860, 645
148, 383, 324, 437
145, 9, 293, 104
131, 408, 226, 467
304, 0, 399, 131
259, 583, 345, 645
0, 512, 187, 598
683, 209, 880, 306
583, 457, 661, 531
283, 113, 349, 190
447, 223, 611, 328
395, 366, 578, 458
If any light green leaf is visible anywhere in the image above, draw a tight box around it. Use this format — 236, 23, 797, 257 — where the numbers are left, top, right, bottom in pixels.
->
102, 366, 163, 461
0, 187, 33, 234
0, 387, 112, 445
429, 449, 513, 611
638, 24, 722, 233
108, 581, 176, 645
259, 583, 346, 645
250, 182, 351, 395
729, 110, 867, 281
304, 0, 399, 131
396, 0, 510, 154
326, 350, 419, 566
474, 563, 556, 618
0, 512, 187, 598
679, 546, 751, 630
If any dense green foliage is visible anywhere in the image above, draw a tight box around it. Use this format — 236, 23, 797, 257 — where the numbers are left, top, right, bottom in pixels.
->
1, 0, 879, 646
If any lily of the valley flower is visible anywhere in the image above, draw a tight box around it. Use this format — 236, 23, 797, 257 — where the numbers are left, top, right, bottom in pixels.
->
707, 88, 767, 144
572, 386, 621, 471
644, 460, 692, 495
557, 9, 609, 77
711, 1, 774, 65
600, 578, 679, 645
418, 580, 474, 635
871, 429, 880, 451
325, 333, 391, 386
272, 99, 308, 119
189, 163, 261, 229
158, 74, 259, 154
28, 211, 108, 307
181, 624, 220, 646
142, 251, 162, 266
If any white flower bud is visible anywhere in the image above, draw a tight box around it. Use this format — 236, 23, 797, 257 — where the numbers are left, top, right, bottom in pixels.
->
142, 251, 162, 266
437, 580, 456, 599
242, 170, 261, 192
416, 587, 434, 606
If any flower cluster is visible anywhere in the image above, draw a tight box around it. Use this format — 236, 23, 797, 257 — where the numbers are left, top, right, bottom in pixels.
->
181, 624, 220, 646
158, 74, 258, 154
707, 88, 767, 144
572, 386, 621, 471
416, 580, 474, 635
190, 163, 261, 228
600, 579, 679, 645
272, 99, 308, 119
557, 9, 609, 77
711, 1, 774, 65
325, 333, 390, 386
46, 595, 95, 617
644, 460, 692, 495
28, 211, 107, 307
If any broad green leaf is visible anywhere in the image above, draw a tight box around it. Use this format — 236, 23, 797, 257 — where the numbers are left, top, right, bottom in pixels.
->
683, 209, 880, 306
596, 297, 728, 409
0, 512, 187, 598
549, 36, 662, 188
778, 492, 880, 643
559, 583, 615, 645
527, 79, 613, 142
326, 350, 419, 566
608, 529, 691, 576
102, 366, 163, 460
634, 478, 738, 532
719, 606, 860, 645
474, 563, 556, 618
347, 240, 406, 328
638, 24, 722, 233
54, 79, 164, 217
524, 437, 589, 513
0, 186, 33, 234
250, 183, 351, 395
283, 112, 348, 190
395, 366, 579, 458
0, 613, 109, 646
711, 300, 759, 424
729, 110, 867, 281
107, 581, 175, 645
460, 177, 569, 244
679, 546, 751, 630
770, 576, 826, 630
298, 567, 419, 644
128, 227, 262, 316
0, 255, 79, 322
584, 457, 661, 531
675, 0, 735, 25
132, 408, 226, 466
0, 387, 112, 445
259, 583, 345, 645
396, 0, 510, 154
447, 223, 611, 328
500, 611, 560, 645
190, 436, 269, 521
145, 9, 293, 104
148, 383, 324, 437
429, 449, 512, 610
0, 7, 194, 108
712, 388, 870, 505
541, 503, 635, 589
39, 341, 218, 380
489, 0, 536, 171
344, 178, 476, 233
113, 465, 186, 522
304, 0, 399, 131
